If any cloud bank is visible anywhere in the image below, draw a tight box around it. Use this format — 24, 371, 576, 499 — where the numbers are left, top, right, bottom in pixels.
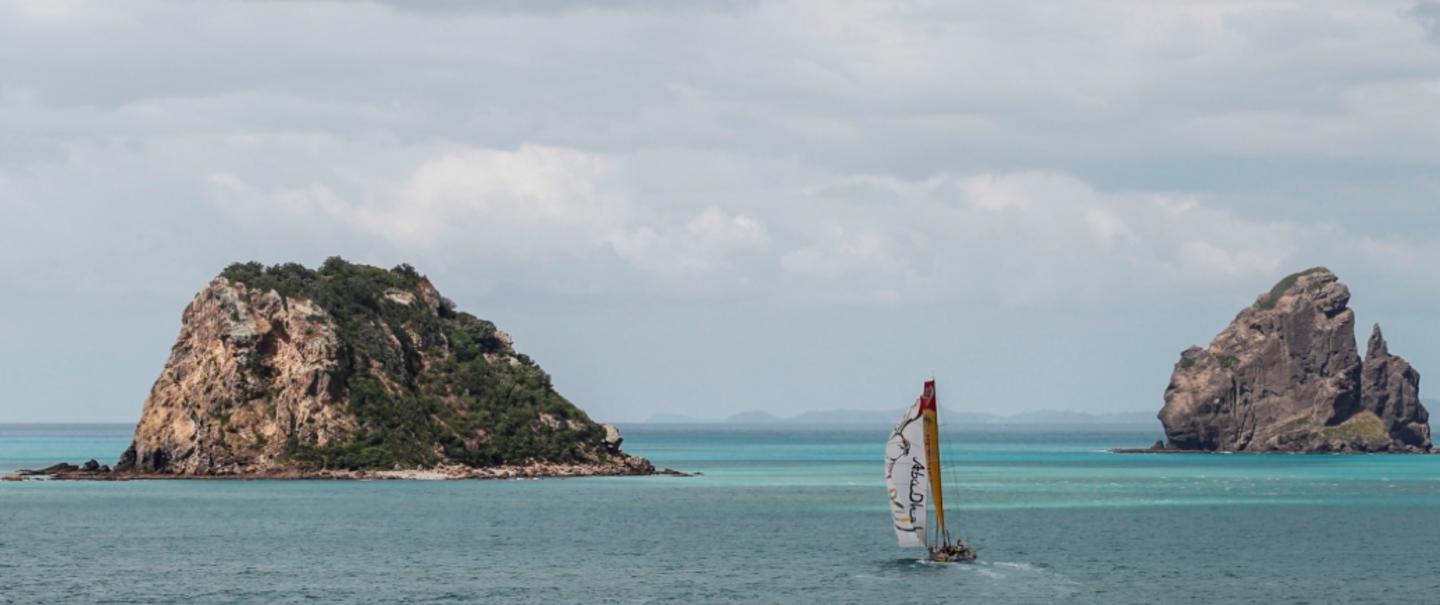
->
2, 0, 1439, 421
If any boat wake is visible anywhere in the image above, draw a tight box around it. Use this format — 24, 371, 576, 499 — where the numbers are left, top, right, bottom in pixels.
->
879, 558, 1082, 598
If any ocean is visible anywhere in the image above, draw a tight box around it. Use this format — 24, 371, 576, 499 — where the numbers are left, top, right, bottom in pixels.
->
3, 423, 1439, 603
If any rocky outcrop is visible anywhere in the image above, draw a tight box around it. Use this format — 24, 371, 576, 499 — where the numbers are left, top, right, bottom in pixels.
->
106, 258, 656, 477
602, 423, 625, 455
1360, 325, 1430, 449
1159, 267, 1430, 453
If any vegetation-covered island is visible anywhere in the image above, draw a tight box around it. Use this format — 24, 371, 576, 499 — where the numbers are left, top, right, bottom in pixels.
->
33, 258, 656, 479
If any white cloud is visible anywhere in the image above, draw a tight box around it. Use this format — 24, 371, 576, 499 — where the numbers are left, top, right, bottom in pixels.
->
10, 0, 98, 21
1411, 1, 1440, 43
1356, 236, 1440, 281
0, 173, 30, 210
1085, 208, 1132, 248
1162, 201, 1298, 279
609, 206, 770, 280
781, 224, 900, 282
357, 146, 629, 256
765, 170, 1307, 305
1181, 78, 1440, 161
0, 127, 1383, 307
199, 142, 773, 285
5, 0, 1438, 175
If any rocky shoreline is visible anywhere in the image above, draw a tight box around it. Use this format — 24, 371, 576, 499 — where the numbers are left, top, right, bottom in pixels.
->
1111, 443, 1440, 455
6, 457, 689, 481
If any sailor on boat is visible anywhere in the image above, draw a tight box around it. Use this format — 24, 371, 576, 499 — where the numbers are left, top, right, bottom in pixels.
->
885, 380, 977, 563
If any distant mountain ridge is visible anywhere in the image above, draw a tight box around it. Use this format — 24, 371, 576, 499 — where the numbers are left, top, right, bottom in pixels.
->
644, 408, 1159, 426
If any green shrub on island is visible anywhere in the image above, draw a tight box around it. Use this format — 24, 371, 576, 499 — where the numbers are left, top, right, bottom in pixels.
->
1258, 266, 1330, 310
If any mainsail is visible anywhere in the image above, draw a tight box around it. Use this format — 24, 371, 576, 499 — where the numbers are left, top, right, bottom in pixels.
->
885, 390, 931, 548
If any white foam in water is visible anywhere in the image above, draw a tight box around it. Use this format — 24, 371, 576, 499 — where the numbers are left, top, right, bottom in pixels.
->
973, 567, 1004, 579
992, 561, 1038, 571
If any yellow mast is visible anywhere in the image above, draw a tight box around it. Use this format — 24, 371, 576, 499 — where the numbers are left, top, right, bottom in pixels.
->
919, 380, 948, 547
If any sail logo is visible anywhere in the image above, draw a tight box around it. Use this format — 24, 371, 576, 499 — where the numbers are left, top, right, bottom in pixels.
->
904, 458, 927, 519
886, 400, 930, 547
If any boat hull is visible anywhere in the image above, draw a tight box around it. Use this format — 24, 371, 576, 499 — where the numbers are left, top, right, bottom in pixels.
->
929, 542, 978, 563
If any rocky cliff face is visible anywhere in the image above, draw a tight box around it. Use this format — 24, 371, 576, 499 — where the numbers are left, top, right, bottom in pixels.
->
1159, 268, 1430, 452
115, 258, 650, 476
119, 281, 354, 474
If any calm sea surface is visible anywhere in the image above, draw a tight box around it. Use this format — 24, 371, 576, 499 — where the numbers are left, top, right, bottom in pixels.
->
3, 423, 1439, 603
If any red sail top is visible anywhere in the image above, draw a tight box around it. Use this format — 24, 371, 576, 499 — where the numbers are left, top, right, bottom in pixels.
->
918, 380, 937, 412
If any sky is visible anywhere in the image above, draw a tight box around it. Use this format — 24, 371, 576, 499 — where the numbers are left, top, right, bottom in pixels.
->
2, 0, 1439, 423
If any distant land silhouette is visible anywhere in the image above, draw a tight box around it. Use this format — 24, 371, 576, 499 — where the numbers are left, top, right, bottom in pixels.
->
644, 408, 1159, 426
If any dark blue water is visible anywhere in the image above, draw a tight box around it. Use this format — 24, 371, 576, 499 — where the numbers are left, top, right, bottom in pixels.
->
3, 424, 1439, 603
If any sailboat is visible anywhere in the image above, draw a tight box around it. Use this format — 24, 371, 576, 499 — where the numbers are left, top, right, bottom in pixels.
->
885, 380, 977, 563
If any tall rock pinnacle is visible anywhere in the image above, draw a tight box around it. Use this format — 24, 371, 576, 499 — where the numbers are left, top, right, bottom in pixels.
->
1360, 324, 1430, 450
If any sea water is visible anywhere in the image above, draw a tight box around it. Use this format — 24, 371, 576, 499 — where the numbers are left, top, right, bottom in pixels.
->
3, 423, 1439, 603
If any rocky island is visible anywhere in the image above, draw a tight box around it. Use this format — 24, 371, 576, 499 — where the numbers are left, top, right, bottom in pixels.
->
16, 258, 659, 479
1148, 267, 1430, 453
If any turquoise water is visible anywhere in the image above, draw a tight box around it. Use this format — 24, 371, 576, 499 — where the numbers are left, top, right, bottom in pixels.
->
3, 424, 1440, 603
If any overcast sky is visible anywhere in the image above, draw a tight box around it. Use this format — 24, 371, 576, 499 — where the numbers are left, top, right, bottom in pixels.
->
3, 0, 1439, 423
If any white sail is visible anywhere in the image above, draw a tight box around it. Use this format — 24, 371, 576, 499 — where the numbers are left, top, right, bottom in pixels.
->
885, 400, 929, 548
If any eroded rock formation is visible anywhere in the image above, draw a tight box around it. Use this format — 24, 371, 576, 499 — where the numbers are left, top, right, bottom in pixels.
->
1159, 267, 1430, 452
